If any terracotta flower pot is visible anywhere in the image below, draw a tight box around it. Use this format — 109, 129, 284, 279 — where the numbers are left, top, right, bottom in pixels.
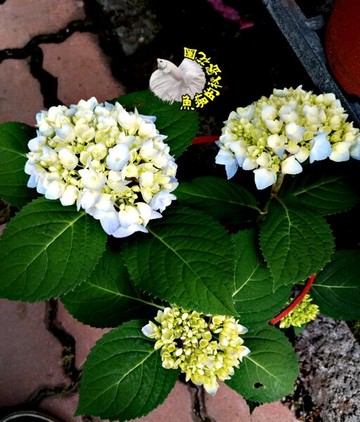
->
325, 0, 360, 97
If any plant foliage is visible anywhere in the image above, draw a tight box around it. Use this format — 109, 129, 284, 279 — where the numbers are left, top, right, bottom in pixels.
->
0, 89, 359, 421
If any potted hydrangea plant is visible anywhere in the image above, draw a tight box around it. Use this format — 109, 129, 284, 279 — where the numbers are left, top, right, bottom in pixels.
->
0, 82, 359, 420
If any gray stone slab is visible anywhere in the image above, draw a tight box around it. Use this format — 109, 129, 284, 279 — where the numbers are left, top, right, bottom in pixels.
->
295, 316, 360, 422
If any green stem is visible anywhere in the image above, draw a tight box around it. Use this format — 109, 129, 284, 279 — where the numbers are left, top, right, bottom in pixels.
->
270, 172, 285, 197
111, 291, 165, 310
259, 173, 285, 216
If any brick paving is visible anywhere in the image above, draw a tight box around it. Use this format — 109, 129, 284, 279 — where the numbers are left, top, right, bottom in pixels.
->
0, 0, 85, 50
0, 59, 44, 125
41, 32, 125, 105
0, 1, 300, 421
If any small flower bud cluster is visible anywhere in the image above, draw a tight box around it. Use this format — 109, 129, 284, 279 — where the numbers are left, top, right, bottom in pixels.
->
25, 97, 178, 237
215, 86, 360, 190
279, 294, 319, 329
142, 305, 250, 395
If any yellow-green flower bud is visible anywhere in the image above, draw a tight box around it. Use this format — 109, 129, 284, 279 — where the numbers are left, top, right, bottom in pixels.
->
279, 294, 319, 329
142, 305, 250, 396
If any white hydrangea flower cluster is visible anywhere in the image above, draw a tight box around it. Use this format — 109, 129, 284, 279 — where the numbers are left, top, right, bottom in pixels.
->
142, 305, 250, 395
25, 97, 178, 237
215, 86, 360, 189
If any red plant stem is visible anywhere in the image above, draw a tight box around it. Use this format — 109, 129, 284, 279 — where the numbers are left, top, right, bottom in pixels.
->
190, 134, 317, 326
192, 136, 219, 144
269, 274, 317, 326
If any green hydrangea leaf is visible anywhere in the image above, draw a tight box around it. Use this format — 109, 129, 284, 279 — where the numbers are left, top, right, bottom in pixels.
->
76, 320, 178, 421
61, 245, 156, 328
175, 176, 260, 224
226, 326, 298, 403
123, 206, 237, 316
0, 197, 107, 301
284, 174, 359, 216
312, 250, 360, 320
0, 122, 38, 208
115, 90, 198, 158
232, 230, 291, 330
259, 199, 334, 289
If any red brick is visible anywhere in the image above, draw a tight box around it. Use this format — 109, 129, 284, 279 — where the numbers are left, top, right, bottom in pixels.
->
0, 300, 67, 406
41, 32, 126, 106
40, 393, 83, 422
56, 303, 193, 422
133, 381, 193, 422
0, 59, 43, 125
41, 380, 192, 422
0, 0, 85, 50
56, 301, 109, 369
205, 382, 252, 420
205, 382, 299, 422
251, 401, 299, 422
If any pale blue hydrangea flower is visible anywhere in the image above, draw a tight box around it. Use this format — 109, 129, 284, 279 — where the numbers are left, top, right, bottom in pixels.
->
215, 86, 360, 190
25, 97, 178, 238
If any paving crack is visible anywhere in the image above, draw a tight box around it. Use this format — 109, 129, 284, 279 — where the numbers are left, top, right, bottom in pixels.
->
44, 299, 80, 385
188, 382, 216, 422
29, 45, 60, 109
0, 20, 97, 62
23, 298, 81, 406
282, 376, 323, 421
0, 299, 80, 419
0, 19, 97, 108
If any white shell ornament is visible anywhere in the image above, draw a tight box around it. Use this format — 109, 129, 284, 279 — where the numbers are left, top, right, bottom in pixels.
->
149, 58, 206, 103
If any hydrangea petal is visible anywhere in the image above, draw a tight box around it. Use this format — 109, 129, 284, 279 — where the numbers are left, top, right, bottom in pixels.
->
79, 167, 107, 190
106, 144, 130, 171
112, 223, 148, 238
281, 156, 303, 174
141, 323, 156, 338
203, 377, 219, 396
44, 180, 65, 200
215, 149, 238, 179
329, 141, 351, 162
285, 122, 306, 142
80, 191, 101, 212
99, 211, 121, 235
293, 146, 309, 163
309, 132, 332, 163
136, 202, 161, 226
58, 148, 78, 170
150, 191, 176, 213
60, 185, 79, 206
55, 124, 75, 141
242, 157, 257, 170
138, 120, 157, 138
350, 139, 360, 160
28, 136, 46, 151
253, 168, 277, 190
